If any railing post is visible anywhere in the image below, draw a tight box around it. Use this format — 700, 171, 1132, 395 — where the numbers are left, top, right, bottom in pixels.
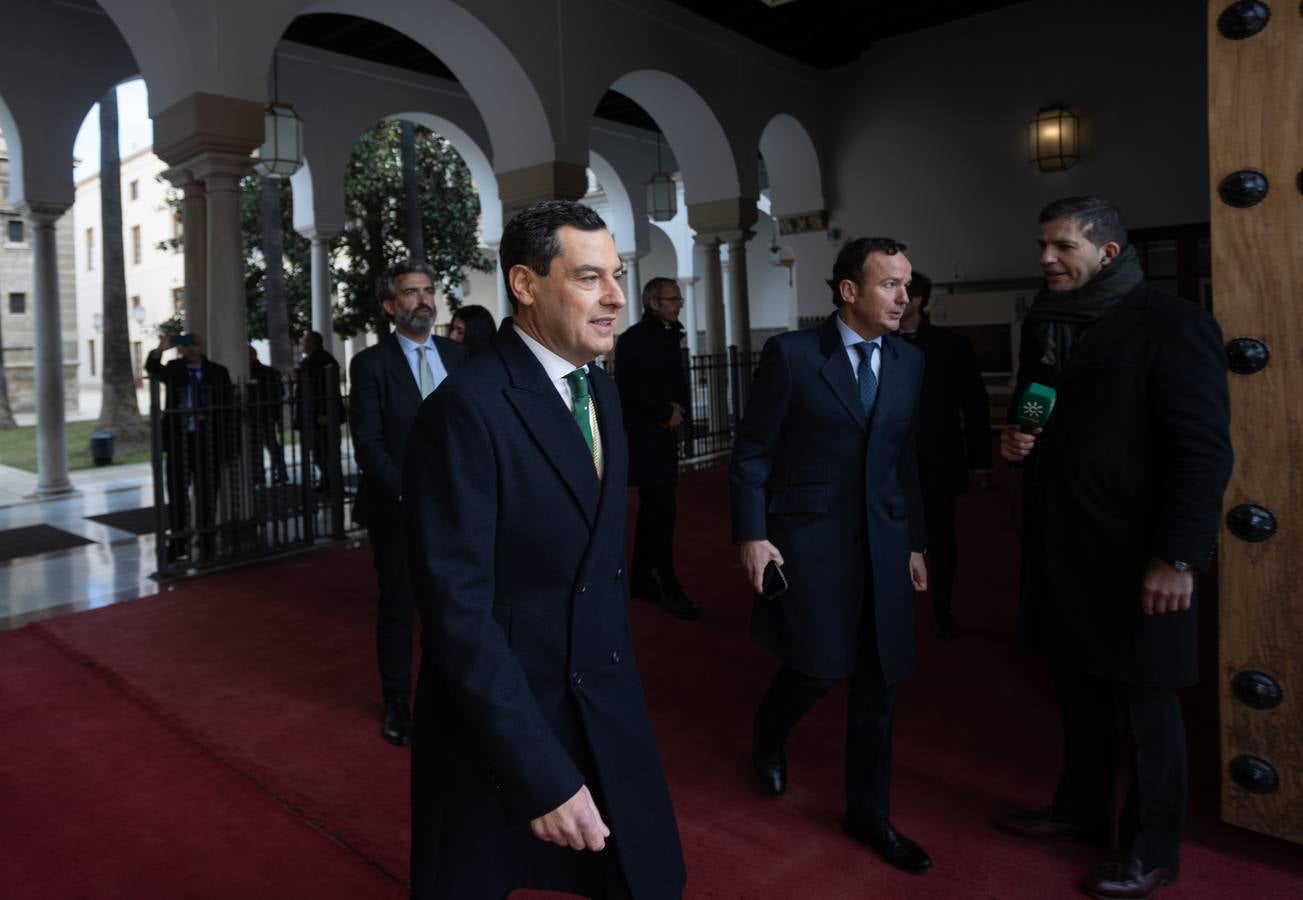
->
325, 365, 346, 539
299, 370, 317, 544
149, 375, 170, 578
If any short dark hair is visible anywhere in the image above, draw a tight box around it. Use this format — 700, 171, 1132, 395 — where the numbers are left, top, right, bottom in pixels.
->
907, 271, 933, 303
828, 237, 909, 307
1038, 196, 1127, 249
499, 200, 607, 310
640, 276, 678, 309
377, 260, 437, 305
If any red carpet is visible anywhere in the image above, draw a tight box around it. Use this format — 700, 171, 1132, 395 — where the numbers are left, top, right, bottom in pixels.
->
2, 462, 1301, 898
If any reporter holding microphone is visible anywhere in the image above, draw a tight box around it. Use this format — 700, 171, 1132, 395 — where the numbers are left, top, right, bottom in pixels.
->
994, 198, 1232, 900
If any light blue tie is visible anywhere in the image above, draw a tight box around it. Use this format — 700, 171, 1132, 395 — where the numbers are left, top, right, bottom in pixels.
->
855, 342, 878, 416
417, 346, 436, 399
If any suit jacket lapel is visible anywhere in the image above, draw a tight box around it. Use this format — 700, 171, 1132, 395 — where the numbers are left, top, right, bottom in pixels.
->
497, 324, 600, 528
870, 336, 906, 430
383, 334, 422, 409
818, 314, 867, 429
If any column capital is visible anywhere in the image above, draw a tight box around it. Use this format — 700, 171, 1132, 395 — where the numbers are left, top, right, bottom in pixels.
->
181, 151, 256, 189
687, 197, 758, 236
153, 92, 263, 169
161, 166, 205, 193
692, 233, 722, 248
721, 229, 756, 247
496, 161, 589, 213
295, 224, 343, 243
16, 202, 69, 226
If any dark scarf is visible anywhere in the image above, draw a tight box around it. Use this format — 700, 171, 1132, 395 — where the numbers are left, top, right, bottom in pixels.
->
1024, 244, 1143, 373
643, 309, 686, 341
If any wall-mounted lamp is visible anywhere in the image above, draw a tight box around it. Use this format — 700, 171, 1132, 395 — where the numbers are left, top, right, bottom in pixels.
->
1028, 106, 1079, 172
645, 132, 677, 222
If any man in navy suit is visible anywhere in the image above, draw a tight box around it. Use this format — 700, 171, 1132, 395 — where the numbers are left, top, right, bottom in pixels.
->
731, 236, 932, 874
404, 201, 685, 898
349, 261, 467, 746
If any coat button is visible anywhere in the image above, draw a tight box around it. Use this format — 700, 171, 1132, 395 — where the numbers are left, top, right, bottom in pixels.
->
610, 651, 621, 665
578, 583, 589, 594
572, 671, 585, 686
615, 567, 624, 579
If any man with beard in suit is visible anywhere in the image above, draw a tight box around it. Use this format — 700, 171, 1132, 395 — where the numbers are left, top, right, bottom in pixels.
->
349, 261, 466, 746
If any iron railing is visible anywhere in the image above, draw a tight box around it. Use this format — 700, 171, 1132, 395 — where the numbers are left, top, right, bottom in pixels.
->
148, 365, 355, 578
148, 346, 760, 576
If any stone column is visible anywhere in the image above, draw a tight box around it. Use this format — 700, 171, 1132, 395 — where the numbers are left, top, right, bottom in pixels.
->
724, 231, 755, 355
681, 276, 700, 357
163, 170, 208, 334
20, 203, 74, 496
693, 234, 725, 354
496, 161, 589, 216
622, 253, 642, 329
482, 241, 511, 323
189, 154, 254, 381
298, 225, 342, 359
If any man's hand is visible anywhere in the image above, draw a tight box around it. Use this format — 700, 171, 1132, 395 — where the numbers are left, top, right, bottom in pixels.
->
909, 552, 928, 591
154, 334, 173, 354
529, 785, 610, 852
1141, 559, 1194, 616
664, 402, 685, 430
740, 539, 784, 594
1000, 424, 1040, 462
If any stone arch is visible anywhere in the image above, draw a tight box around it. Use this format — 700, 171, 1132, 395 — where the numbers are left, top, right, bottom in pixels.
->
758, 113, 824, 218
302, 0, 553, 172
390, 113, 501, 245
0, 93, 22, 202
601, 70, 740, 206
588, 150, 637, 258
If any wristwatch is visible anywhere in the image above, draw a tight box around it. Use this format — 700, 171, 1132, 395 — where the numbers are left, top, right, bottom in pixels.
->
1170, 560, 1192, 573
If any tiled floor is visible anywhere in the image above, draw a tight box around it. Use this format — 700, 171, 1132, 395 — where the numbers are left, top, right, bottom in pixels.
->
0, 479, 163, 630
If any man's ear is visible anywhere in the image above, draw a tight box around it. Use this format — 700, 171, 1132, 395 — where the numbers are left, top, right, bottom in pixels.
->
381, 298, 396, 320
1100, 241, 1121, 266
509, 264, 537, 308
838, 278, 858, 307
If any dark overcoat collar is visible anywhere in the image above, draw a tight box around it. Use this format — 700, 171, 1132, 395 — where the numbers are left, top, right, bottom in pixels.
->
817, 312, 905, 430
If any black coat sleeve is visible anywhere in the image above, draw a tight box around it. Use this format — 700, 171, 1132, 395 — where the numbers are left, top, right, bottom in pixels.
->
1149, 310, 1233, 571
900, 363, 927, 553
616, 329, 674, 426
348, 352, 403, 504
404, 388, 585, 823
957, 338, 992, 469
729, 336, 791, 543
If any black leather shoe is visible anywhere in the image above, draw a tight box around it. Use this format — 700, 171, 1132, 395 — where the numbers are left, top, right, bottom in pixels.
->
750, 736, 786, 796
660, 585, 704, 620
993, 807, 1109, 846
844, 820, 933, 875
1081, 857, 1178, 899
381, 701, 411, 747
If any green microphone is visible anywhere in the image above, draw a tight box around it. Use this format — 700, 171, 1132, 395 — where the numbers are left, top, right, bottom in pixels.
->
1015, 383, 1057, 433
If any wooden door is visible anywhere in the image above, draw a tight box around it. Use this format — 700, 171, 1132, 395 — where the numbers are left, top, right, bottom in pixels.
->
1209, 0, 1303, 845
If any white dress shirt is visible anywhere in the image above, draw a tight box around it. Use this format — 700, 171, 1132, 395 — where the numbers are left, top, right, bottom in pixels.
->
835, 314, 883, 383
395, 330, 449, 391
513, 323, 604, 478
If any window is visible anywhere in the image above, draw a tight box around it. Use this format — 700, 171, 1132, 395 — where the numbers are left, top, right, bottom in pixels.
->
6, 219, 22, 243
131, 295, 141, 311
88, 339, 96, 377
131, 225, 141, 265
171, 287, 185, 312
8, 293, 25, 314
86, 227, 94, 270
129, 180, 139, 201
172, 211, 183, 251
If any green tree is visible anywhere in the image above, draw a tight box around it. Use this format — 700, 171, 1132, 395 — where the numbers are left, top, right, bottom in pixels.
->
239, 175, 311, 355
333, 120, 491, 338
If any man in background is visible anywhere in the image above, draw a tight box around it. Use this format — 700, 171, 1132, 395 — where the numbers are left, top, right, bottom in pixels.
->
297, 331, 341, 492
897, 271, 991, 637
349, 262, 466, 746
996, 197, 1232, 900
616, 276, 702, 620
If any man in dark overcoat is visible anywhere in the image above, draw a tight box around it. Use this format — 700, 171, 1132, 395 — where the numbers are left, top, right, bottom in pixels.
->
144, 332, 233, 563
404, 201, 685, 899
297, 330, 341, 491
615, 276, 701, 620
350, 261, 466, 746
997, 197, 1232, 900
730, 237, 932, 875
897, 271, 991, 637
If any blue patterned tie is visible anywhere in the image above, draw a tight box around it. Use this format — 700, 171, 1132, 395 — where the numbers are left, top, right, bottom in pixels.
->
855, 342, 878, 415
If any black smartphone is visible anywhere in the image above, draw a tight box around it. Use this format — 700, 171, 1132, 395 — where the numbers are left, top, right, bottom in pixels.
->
760, 560, 788, 600
171, 334, 196, 347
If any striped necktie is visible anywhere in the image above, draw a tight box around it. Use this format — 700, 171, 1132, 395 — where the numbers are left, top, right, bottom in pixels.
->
855, 342, 879, 415
417, 346, 436, 399
564, 368, 601, 476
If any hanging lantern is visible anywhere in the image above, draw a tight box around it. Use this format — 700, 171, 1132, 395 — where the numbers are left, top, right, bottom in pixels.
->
253, 51, 303, 178
253, 102, 303, 178
645, 132, 677, 221
1028, 105, 1080, 172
